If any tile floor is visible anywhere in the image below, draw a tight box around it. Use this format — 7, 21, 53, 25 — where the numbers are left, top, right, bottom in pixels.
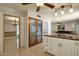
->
0, 40, 52, 56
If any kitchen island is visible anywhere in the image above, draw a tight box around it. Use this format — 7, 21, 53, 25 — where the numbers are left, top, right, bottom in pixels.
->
43, 34, 79, 56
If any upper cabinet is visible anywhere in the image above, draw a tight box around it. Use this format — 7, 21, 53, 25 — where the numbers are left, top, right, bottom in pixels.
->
51, 22, 76, 32
62, 39, 75, 56
76, 24, 79, 34
65, 22, 76, 31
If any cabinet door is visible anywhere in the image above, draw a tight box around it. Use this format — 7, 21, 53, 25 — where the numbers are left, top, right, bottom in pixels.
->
57, 39, 63, 56
43, 36, 52, 53
43, 36, 49, 52
76, 41, 79, 56
47, 37, 52, 53
62, 39, 75, 56
51, 38, 58, 55
65, 23, 75, 31
74, 41, 79, 56
51, 38, 63, 56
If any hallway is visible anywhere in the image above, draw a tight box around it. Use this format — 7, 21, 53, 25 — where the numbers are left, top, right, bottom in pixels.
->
0, 44, 52, 56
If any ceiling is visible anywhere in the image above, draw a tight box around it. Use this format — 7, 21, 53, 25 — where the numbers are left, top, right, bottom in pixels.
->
0, 3, 26, 12
0, 3, 79, 12
0, 3, 79, 22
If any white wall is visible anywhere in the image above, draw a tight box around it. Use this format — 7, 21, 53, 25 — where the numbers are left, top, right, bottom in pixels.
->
43, 21, 48, 34
4, 18, 16, 32
0, 13, 3, 53
20, 16, 28, 48
0, 6, 28, 53
48, 20, 52, 35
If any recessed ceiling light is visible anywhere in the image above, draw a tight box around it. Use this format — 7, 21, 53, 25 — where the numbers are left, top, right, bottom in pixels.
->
61, 6, 64, 15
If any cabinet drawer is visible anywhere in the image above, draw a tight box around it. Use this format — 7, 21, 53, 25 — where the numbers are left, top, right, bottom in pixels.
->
44, 45, 48, 51
44, 45, 49, 52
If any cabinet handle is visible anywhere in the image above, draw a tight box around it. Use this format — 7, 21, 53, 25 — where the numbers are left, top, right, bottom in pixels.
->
76, 42, 77, 46
60, 44, 62, 47
46, 49, 48, 50
58, 44, 60, 46
58, 43, 62, 47
46, 44, 48, 46
46, 41, 48, 42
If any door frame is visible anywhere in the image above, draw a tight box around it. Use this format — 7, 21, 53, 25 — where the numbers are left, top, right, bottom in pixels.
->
28, 16, 43, 47
3, 14, 21, 52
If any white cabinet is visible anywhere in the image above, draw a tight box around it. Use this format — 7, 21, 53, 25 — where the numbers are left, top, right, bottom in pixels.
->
50, 37, 74, 56
51, 38, 63, 56
74, 41, 79, 56
62, 39, 75, 56
43, 36, 52, 53
65, 23, 75, 31
51, 38, 58, 55
57, 38, 63, 56
76, 24, 79, 35
43, 36, 79, 56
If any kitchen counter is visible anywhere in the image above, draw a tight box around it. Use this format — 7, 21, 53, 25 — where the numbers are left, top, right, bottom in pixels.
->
44, 34, 79, 41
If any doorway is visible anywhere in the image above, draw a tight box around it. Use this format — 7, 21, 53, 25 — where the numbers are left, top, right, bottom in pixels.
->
3, 14, 20, 52
28, 17, 42, 47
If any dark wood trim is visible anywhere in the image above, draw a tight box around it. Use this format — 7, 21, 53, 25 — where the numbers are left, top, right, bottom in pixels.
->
3, 14, 19, 18
36, 16, 38, 44
3, 14, 5, 53
28, 16, 30, 47
41, 17, 43, 42
28, 16, 37, 47
18, 17, 21, 48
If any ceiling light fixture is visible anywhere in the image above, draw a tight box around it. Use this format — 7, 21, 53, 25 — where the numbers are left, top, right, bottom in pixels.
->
61, 6, 64, 15
36, 3, 40, 6
61, 10, 64, 15
69, 5, 73, 13
55, 10, 58, 16
36, 3, 44, 7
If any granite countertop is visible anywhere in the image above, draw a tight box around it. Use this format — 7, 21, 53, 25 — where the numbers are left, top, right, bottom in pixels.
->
44, 34, 79, 41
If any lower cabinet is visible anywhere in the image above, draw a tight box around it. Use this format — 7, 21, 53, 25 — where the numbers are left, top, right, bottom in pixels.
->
51, 38, 63, 56
51, 38, 75, 56
74, 41, 79, 56
43, 36, 52, 53
43, 36, 78, 56
62, 39, 75, 56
